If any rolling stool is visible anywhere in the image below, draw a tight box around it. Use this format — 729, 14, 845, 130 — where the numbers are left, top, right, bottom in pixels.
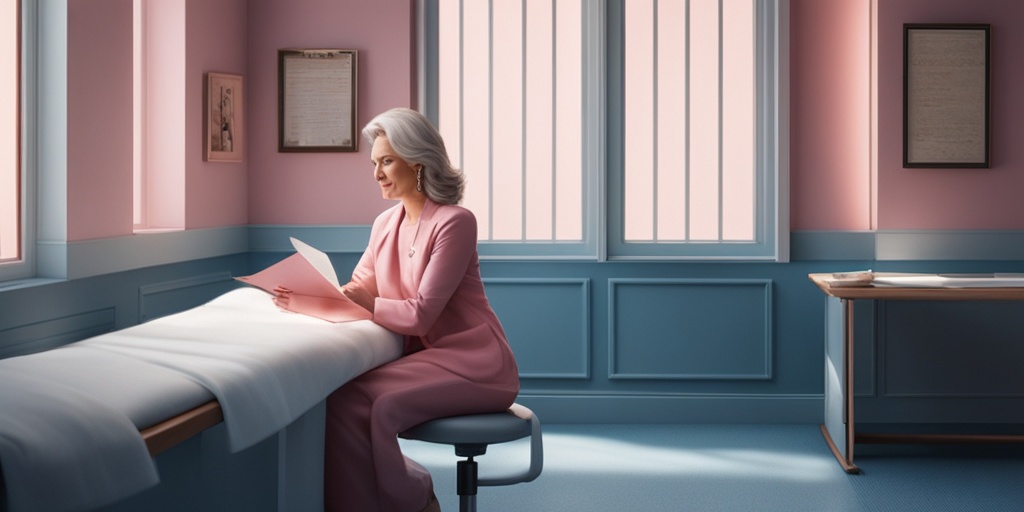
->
400, 403, 543, 512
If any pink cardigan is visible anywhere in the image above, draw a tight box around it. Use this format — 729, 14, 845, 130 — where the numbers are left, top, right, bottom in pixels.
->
351, 199, 513, 355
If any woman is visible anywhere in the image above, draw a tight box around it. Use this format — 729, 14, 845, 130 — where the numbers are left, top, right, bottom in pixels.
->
278, 108, 520, 512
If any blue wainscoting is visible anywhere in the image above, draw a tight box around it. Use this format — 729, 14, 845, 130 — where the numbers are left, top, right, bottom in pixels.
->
480, 259, 831, 424
0, 306, 115, 359
855, 299, 1024, 425
607, 278, 772, 381
0, 254, 248, 359
483, 278, 591, 380
4, 229, 1024, 426
4, 228, 1024, 512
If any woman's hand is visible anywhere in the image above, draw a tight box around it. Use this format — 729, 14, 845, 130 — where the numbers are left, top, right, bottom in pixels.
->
272, 286, 293, 311
341, 283, 375, 313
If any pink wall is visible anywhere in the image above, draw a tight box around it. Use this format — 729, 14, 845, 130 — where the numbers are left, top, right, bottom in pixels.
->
875, 0, 1024, 229
789, 0, 873, 231
67, 0, 134, 240
792, 0, 1024, 231
245, 0, 416, 225
66, 0, 249, 241
63, 0, 1024, 242
185, 0, 249, 230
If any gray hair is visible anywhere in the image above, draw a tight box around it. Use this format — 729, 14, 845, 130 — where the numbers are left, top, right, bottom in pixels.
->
361, 108, 464, 205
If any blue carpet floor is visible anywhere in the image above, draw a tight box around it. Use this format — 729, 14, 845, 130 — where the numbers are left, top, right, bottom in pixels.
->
400, 424, 1024, 511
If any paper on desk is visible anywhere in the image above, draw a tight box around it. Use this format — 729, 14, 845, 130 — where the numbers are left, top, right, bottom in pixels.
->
872, 273, 1024, 288
826, 270, 874, 287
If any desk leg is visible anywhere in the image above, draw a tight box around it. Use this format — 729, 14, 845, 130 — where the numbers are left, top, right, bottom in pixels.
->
821, 297, 859, 474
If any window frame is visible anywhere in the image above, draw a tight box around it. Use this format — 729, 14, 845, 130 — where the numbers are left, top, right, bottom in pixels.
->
605, 0, 789, 262
419, 0, 604, 261
419, 0, 786, 262
0, 0, 34, 283
420, 0, 786, 263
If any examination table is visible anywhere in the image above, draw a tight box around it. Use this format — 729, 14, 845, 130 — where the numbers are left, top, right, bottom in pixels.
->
0, 287, 402, 512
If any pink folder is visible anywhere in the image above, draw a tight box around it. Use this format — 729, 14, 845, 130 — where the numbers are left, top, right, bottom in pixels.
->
236, 238, 372, 322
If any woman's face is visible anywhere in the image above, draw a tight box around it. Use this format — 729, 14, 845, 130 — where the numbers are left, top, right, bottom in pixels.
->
371, 135, 419, 201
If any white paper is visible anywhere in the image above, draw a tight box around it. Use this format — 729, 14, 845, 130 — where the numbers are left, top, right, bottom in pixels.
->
290, 237, 340, 286
872, 274, 1024, 288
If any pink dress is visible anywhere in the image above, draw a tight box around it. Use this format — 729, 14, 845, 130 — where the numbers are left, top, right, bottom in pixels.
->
323, 199, 520, 512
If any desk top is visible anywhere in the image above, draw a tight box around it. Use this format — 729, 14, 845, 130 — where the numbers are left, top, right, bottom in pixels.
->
808, 273, 1024, 301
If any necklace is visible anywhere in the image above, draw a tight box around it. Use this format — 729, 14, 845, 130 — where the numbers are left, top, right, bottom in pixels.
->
407, 217, 422, 258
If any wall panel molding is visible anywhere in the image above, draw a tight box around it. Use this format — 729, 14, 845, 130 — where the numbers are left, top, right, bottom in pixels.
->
138, 272, 238, 322
517, 393, 820, 424
608, 279, 773, 380
876, 300, 1024, 399
483, 278, 591, 379
0, 308, 116, 359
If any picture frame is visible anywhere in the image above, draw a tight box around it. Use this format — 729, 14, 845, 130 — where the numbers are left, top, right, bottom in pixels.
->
278, 49, 358, 152
205, 72, 244, 163
903, 24, 990, 168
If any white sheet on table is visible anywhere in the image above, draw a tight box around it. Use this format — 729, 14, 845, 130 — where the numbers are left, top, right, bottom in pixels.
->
0, 363, 159, 512
872, 273, 1024, 288
0, 287, 401, 512
0, 345, 214, 429
81, 287, 403, 452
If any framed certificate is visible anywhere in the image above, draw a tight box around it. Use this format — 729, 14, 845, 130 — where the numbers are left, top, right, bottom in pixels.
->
278, 49, 358, 152
903, 24, 990, 168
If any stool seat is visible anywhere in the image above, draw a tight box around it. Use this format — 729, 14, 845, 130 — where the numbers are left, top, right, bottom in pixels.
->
400, 403, 543, 512
400, 410, 532, 447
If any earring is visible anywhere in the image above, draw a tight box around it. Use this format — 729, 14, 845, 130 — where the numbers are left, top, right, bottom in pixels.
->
416, 167, 422, 192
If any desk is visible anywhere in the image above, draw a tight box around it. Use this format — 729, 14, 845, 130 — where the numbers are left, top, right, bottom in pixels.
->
808, 273, 1024, 474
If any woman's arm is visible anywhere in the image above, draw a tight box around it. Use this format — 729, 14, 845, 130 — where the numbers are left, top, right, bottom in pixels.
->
341, 281, 376, 313
339, 216, 384, 312
372, 209, 477, 336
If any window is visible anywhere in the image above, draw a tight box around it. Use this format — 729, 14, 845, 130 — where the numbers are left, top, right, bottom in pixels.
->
423, 0, 598, 259
421, 0, 788, 261
0, 0, 24, 280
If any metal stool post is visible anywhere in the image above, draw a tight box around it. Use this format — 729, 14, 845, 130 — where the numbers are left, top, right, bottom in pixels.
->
400, 404, 543, 512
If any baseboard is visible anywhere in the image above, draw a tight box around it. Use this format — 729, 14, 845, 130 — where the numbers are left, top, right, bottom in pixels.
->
514, 393, 822, 424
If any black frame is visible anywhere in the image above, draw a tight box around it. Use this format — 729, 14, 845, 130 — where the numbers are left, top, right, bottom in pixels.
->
278, 49, 358, 152
903, 24, 990, 168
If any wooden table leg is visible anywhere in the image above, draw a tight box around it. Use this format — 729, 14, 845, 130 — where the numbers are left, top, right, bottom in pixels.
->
843, 299, 857, 472
820, 424, 859, 474
822, 297, 860, 474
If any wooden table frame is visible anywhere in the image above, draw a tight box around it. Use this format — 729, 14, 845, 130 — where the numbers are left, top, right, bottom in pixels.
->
140, 400, 223, 456
809, 273, 1024, 474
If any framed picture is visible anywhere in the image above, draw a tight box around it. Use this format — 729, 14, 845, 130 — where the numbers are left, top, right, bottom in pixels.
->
903, 24, 990, 168
278, 49, 358, 152
205, 72, 244, 162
